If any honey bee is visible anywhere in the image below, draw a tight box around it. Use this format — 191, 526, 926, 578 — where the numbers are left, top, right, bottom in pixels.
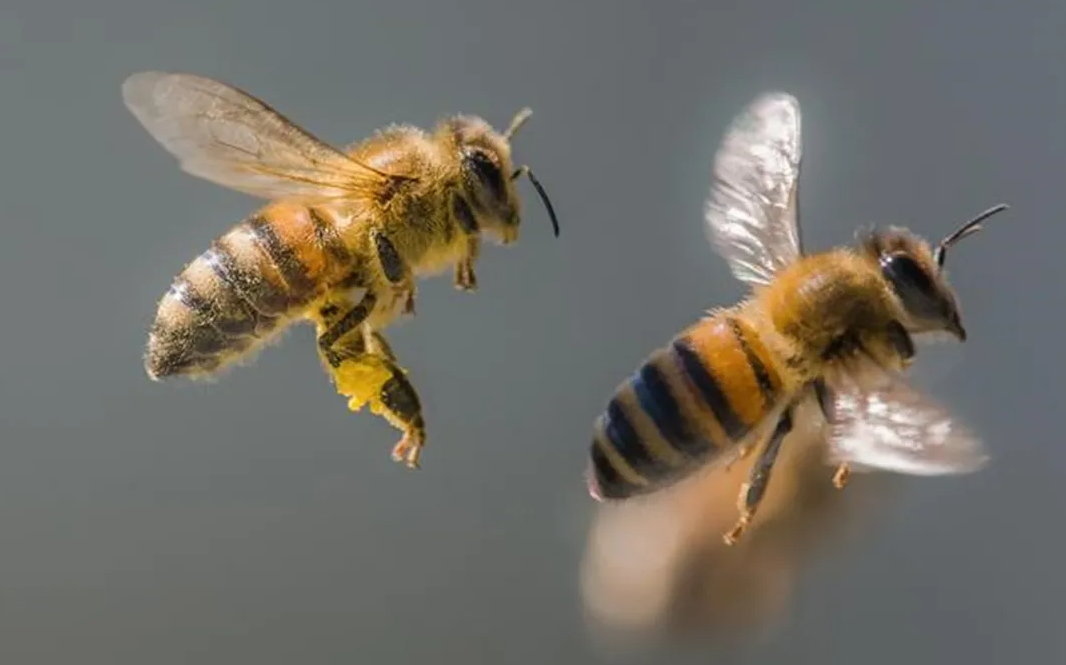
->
123, 71, 559, 469
586, 91, 1007, 546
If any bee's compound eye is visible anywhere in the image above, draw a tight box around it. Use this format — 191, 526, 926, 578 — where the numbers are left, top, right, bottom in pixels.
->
463, 149, 505, 200
881, 253, 942, 320
882, 253, 932, 292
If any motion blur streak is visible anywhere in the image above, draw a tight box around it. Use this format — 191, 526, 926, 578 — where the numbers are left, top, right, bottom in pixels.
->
580, 395, 897, 648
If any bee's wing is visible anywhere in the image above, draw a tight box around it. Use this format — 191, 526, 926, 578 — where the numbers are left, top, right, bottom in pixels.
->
122, 71, 408, 204
704, 93, 804, 287
827, 369, 989, 476
581, 396, 894, 645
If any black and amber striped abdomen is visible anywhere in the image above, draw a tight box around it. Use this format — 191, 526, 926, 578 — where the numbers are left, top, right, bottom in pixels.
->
145, 203, 356, 379
588, 314, 784, 500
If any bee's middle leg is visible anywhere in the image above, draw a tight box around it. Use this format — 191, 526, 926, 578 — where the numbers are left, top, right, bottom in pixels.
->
372, 230, 416, 315
724, 404, 796, 546
811, 377, 849, 488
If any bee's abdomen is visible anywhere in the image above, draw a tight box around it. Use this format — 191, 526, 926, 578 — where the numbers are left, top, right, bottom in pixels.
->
588, 315, 783, 500
145, 205, 349, 379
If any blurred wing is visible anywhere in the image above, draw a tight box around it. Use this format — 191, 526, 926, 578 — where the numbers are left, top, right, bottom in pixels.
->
704, 93, 803, 287
828, 371, 989, 476
581, 396, 893, 646
122, 71, 407, 203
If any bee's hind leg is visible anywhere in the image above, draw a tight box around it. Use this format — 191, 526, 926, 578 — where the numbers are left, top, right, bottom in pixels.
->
366, 330, 397, 362
361, 329, 426, 468
315, 295, 427, 470
375, 352, 426, 469
724, 404, 796, 546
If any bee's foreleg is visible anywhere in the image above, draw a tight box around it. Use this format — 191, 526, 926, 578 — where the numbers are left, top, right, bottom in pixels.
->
451, 192, 481, 292
372, 229, 417, 315
813, 378, 834, 424
454, 235, 481, 292
724, 404, 795, 546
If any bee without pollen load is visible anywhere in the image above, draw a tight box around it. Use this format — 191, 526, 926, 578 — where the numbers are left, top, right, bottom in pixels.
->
586, 91, 1007, 546
124, 71, 559, 470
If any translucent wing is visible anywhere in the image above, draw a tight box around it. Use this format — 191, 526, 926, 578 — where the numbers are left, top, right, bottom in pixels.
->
828, 370, 989, 476
122, 71, 407, 203
704, 93, 803, 287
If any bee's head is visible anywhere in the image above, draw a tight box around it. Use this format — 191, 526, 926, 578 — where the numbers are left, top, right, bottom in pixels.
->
860, 204, 1009, 342
440, 111, 559, 246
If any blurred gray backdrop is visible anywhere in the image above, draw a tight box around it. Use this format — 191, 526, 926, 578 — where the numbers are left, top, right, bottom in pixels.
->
0, 0, 1062, 663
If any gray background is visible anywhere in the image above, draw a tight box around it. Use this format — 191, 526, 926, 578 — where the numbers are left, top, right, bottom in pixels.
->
0, 0, 1062, 663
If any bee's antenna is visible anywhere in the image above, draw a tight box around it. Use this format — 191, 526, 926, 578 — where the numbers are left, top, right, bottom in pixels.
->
934, 203, 1010, 269
512, 165, 560, 237
503, 108, 559, 237
504, 107, 533, 140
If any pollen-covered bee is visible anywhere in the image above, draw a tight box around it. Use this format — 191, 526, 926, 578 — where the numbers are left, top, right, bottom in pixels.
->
123, 71, 559, 469
586, 91, 1006, 546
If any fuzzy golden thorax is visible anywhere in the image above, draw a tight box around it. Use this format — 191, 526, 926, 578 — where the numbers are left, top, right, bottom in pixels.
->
754, 250, 903, 380
752, 227, 974, 388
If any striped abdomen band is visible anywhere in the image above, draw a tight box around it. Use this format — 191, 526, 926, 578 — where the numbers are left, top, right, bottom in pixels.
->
587, 315, 782, 500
